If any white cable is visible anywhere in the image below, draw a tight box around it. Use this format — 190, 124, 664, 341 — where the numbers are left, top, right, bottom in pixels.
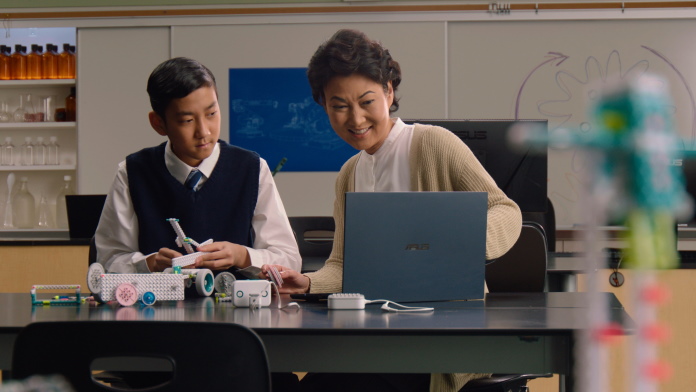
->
269, 281, 299, 310
366, 299, 434, 313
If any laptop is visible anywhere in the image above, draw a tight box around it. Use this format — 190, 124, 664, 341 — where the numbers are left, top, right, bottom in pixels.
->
66, 194, 107, 239
342, 192, 487, 303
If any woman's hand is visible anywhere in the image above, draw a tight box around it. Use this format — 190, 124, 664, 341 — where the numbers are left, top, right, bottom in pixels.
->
261, 264, 310, 294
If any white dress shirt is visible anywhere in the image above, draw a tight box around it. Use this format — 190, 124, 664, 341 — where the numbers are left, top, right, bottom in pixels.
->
355, 118, 413, 192
95, 141, 301, 273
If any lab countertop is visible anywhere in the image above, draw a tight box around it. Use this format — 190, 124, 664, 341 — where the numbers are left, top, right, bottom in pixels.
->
0, 229, 90, 245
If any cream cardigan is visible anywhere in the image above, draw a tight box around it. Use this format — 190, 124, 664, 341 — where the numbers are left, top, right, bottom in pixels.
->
305, 123, 523, 392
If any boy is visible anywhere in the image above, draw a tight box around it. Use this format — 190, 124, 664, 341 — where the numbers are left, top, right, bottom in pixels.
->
95, 57, 300, 275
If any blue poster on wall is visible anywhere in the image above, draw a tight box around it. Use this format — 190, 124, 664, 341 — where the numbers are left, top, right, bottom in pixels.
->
228, 68, 356, 172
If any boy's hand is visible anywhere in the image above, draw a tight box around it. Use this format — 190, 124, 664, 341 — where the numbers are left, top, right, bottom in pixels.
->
261, 265, 310, 294
146, 247, 183, 272
193, 241, 251, 270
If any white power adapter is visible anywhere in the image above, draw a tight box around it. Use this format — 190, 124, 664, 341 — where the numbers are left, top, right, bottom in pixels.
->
328, 293, 366, 310
233, 280, 272, 308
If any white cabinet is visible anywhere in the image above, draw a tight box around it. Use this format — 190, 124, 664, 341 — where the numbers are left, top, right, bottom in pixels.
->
0, 79, 77, 232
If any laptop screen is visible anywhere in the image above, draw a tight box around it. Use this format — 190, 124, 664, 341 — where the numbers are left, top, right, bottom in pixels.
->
342, 192, 487, 302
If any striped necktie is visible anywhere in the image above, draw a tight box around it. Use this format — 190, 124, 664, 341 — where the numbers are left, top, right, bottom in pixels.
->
185, 169, 203, 191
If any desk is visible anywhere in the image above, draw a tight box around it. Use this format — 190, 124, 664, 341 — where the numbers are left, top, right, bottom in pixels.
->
0, 292, 631, 392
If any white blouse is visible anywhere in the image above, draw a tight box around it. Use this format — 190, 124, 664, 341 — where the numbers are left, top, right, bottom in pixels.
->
354, 118, 413, 192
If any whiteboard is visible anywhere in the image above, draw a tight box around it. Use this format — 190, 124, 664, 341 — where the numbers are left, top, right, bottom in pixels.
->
75, 17, 696, 224
448, 19, 696, 226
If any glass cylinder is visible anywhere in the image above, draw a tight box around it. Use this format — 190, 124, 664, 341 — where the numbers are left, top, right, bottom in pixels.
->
13, 177, 35, 229
41, 95, 57, 122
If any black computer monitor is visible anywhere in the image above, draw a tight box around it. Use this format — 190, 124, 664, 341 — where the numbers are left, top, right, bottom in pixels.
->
406, 119, 548, 213
66, 194, 107, 239
677, 156, 696, 227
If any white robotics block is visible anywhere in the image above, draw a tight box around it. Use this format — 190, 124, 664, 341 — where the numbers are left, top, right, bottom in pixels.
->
99, 273, 187, 302
232, 280, 272, 308
172, 252, 208, 268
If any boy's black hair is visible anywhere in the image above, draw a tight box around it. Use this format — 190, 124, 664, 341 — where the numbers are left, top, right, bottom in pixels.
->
307, 29, 402, 113
147, 57, 217, 119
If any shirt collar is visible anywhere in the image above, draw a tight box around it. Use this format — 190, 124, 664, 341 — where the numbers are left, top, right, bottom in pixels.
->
361, 118, 406, 160
164, 140, 220, 185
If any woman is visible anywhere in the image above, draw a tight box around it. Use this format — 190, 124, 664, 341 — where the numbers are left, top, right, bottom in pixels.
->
264, 29, 522, 392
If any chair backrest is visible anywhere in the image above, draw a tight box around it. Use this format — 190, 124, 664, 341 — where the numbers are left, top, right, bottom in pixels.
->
12, 321, 271, 392
288, 216, 335, 272
485, 223, 548, 293
522, 197, 556, 252
88, 235, 97, 266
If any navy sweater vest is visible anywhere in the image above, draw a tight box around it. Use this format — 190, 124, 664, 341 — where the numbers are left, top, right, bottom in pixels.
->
126, 141, 260, 256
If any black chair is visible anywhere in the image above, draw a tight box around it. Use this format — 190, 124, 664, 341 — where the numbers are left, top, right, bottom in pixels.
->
12, 321, 271, 392
459, 374, 552, 392
288, 216, 335, 273
89, 235, 97, 265
522, 197, 556, 252
485, 222, 548, 293
461, 223, 552, 392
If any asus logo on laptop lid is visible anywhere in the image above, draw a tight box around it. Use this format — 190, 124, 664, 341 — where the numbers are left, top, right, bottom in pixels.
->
343, 192, 487, 302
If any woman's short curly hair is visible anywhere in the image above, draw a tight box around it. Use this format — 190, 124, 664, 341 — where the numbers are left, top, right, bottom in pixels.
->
307, 29, 402, 113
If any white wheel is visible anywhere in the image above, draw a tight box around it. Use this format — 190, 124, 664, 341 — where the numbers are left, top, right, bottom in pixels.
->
195, 269, 215, 297
214, 271, 236, 295
87, 263, 105, 294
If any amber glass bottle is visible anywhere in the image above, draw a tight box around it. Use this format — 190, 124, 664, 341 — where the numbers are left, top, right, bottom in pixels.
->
58, 44, 75, 79
27, 44, 43, 80
0, 45, 11, 80
68, 45, 76, 79
70, 45, 77, 79
42, 44, 58, 79
11, 45, 27, 80
65, 87, 76, 122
